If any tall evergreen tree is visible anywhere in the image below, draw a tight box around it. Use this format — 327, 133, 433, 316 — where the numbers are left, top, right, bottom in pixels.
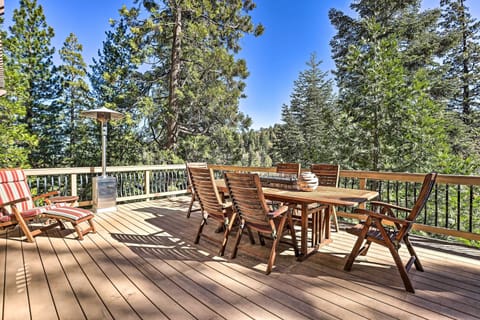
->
339, 19, 452, 172
90, 13, 144, 166
121, 0, 263, 163
273, 54, 336, 166
290, 53, 336, 165
0, 15, 36, 167
440, 0, 480, 119
273, 104, 304, 164
440, 0, 480, 160
329, 0, 445, 99
56, 33, 95, 167
5, 0, 59, 167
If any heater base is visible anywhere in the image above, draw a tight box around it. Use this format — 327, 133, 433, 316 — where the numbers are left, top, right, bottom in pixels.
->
92, 176, 117, 213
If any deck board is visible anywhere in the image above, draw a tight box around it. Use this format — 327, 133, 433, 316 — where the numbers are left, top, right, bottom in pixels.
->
1, 196, 480, 319
3, 235, 31, 320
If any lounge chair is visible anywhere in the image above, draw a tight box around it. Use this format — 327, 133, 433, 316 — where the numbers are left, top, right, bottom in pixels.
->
0, 168, 95, 242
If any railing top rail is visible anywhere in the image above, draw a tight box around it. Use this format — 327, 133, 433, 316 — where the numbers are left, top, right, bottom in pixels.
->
209, 165, 480, 186
21, 164, 480, 186
341, 170, 480, 185
24, 164, 187, 176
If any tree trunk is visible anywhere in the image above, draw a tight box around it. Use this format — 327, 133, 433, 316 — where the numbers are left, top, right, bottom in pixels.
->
166, 4, 182, 149
460, 0, 471, 122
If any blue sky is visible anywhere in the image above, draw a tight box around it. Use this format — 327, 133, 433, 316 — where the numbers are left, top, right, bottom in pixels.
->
4, 0, 480, 129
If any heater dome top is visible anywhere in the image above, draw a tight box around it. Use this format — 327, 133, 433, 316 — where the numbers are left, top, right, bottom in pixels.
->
81, 107, 124, 122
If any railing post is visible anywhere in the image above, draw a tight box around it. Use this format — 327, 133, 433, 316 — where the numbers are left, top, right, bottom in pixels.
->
359, 177, 367, 209
71, 173, 77, 197
145, 170, 151, 201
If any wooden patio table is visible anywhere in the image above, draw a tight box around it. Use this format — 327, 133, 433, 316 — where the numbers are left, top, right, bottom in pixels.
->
215, 179, 378, 260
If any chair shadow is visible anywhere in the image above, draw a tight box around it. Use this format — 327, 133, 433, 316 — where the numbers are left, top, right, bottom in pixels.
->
2, 222, 78, 241
110, 232, 212, 261
410, 236, 480, 261
125, 205, 296, 271
127, 204, 465, 295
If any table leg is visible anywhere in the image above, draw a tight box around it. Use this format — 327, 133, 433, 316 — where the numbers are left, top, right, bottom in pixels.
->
325, 205, 332, 240
300, 204, 308, 257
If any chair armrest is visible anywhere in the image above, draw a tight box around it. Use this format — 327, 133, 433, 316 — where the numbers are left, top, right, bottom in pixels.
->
48, 195, 79, 204
0, 197, 30, 208
354, 208, 409, 226
268, 205, 289, 218
370, 201, 411, 213
32, 190, 60, 201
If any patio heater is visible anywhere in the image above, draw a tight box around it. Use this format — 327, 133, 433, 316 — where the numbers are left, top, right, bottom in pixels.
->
81, 107, 124, 213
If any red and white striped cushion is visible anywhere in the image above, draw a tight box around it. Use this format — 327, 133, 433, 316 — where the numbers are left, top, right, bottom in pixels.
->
0, 169, 94, 223
0, 169, 34, 214
0, 204, 58, 222
43, 206, 93, 221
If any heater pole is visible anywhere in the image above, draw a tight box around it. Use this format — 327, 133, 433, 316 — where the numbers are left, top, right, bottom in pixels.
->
101, 120, 107, 177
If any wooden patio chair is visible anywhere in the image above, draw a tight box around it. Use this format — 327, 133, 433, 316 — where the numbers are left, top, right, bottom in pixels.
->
189, 167, 237, 256
310, 163, 340, 232
270, 162, 301, 207
224, 172, 299, 274
0, 168, 95, 242
343, 172, 438, 293
276, 162, 301, 177
185, 162, 208, 218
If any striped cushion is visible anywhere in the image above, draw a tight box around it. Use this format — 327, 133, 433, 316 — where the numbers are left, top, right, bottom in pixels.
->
43, 207, 93, 221
0, 169, 34, 214
0, 204, 58, 222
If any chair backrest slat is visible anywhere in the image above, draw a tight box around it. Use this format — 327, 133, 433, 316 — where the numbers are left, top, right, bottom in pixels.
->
276, 163, 301, 177
224, 172, 270, 226
186, 162, 207, 189
189, 167, 224, 218
310, 164, 340, 187
407, 172, 437, 222
0, 168, 34, 213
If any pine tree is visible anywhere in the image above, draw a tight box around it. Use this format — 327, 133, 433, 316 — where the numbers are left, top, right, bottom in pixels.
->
56, 33, 95, 167
5, 0, 59, 167
440, 0, 480, 159
0, 15, 36, 167
90, 13, 144, 166
329, 0, 445, 100
339, 19, 452, 172
273, 54, 336, 166
121, 0, 263, 162
273, 104, 304, 164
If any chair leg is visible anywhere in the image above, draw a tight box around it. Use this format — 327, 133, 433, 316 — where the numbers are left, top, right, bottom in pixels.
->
344, 219, 371, 271
195, 215, 207, 244
331, 206, 339, 232
74, 223, 84, 240
13, 210, 36, 243
287, 213, 299, 257
404, 235, 424, 272
359, 240, 372, 256
186, 193, 196, 218
246, 226, 255, 244
266, 215, 288, 274
219, 213, 237, 256
266, 236, 278, 275
231, 223, 245, 259
88, 218, 96, 233
258, 232, 265, 246
386, 239, 415, 293
74, 217, 96, 240
375, 220, 415, 293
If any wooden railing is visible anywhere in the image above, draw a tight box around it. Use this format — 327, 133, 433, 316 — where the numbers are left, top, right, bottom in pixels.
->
25, 165, 188, 207
24, 164, 480, 243
209, 165, 480, 243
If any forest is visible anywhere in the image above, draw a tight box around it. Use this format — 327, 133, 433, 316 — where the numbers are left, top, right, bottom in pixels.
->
1, 0, 480, 175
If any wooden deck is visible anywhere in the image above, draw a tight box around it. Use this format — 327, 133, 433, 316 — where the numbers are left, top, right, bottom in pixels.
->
1, 196, 480, 319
